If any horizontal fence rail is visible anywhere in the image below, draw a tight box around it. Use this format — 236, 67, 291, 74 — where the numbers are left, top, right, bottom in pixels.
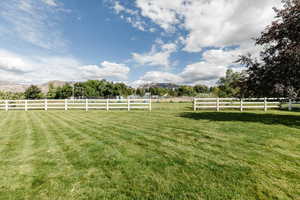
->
193, 98, 293, 112
0, 99, 152, 111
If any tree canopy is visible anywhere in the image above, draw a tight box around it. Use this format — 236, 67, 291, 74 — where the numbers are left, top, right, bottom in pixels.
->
24, 85, 43, 99
238, 0, 300, 98
216, 69, 242, 97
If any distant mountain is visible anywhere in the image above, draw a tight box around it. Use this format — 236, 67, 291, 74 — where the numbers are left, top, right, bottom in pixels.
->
0, 80, 68, 93
39, 80, 68, 93
0, 81, 28, 93
141, 83, 180, 89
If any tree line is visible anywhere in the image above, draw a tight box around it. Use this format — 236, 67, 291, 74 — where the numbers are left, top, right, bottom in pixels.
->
0, 72, 241, 100
16, 80, 215, 100
0, 78, 226, 100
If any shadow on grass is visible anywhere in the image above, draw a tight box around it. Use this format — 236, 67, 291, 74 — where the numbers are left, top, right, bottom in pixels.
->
179, 112, 300, 129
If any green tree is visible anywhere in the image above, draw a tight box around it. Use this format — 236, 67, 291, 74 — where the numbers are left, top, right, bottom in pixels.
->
136, 88, 146, 97
0, 91, 24, 100
217, 69, 241, 97
238, 0, 300, 98
74, 82, 86, 98
55, 84, 73, 99
176, 86, 195, 96
47, 83, 57, 99
24, 85, 43, 99
210, 87, 220, 97
194, 85, 209, 94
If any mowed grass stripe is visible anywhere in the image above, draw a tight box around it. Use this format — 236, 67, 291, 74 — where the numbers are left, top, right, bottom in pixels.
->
26, 111, 87, 200
142, 111, 300, 165
48, 111, 205, 167
36, 112, 166, 199
49, 110, 300, 199
42, 111, 211, 198
0, 112, 17, 152
47, 110, 265, 172
36, 110, 133, 200
33, 111, 99, 199
4, 112, 48, 199
45, 111, 157, 167
53, 111, 254, 167
51, 110, 220, 152
36, 111, 92, 169
0, 112, 28, 159
48, 111, 168, 152
0, 105, 299, 200
49, 111, 172, 152
44, 111, 262, 199
61, 111, 270, 168
0, 112, 33, 199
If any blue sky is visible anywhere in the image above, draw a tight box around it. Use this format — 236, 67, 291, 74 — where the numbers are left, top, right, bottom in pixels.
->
0, 0, 281, 86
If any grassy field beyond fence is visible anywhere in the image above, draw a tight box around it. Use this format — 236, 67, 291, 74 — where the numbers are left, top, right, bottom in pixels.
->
0, 103, 299, 199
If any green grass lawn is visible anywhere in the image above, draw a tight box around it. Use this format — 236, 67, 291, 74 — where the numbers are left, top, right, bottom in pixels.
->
0, 103, 299, 200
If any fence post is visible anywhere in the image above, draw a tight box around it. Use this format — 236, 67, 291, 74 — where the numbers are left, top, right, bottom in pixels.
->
5, 100, 8, 112
45, 99, 48, 111
86, 99, 88, 111
194, 98, 196, 111
216, 98, 220, 111
264, 97, 267, 112
240, 98, 243, 112
106, 99, 109, 111
65, 99, 68, 110
25, 100, 28, 111
149, 98, 152, 111
127, 99, 130, 111
288, 99, 292, 111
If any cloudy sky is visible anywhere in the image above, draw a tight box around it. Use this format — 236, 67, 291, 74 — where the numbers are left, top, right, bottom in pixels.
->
0, 0, 281, 86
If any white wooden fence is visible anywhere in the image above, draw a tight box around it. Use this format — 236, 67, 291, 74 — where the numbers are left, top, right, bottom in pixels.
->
0, 99, 152, 111
193, 98, 290, 111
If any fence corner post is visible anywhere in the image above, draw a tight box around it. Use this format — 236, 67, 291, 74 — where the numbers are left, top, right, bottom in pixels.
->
86, 99, 88, 111
25, 100, 28, 111
194, 98, 196, 111
216, 98, 220, 112
288, 99, 292, 111
149, 98, 152, 111
45, 99, 48, 111
264, 97, 267, 112
5, 100, 8, 112
127, 99, 130, 111
240, 98, 243, 112
106, 99, 109, 111
65, 99, 68, 111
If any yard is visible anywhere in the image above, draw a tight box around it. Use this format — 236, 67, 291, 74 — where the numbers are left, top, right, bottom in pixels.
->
0, 103, 299, 199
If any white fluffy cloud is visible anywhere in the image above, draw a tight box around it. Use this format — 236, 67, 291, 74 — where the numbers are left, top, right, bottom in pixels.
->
42, 0, 58, 7
131, 71, 183, 87
127, 0, 281, 51
0, 50, 33, 73
132, 42, 177, 68
141, 71, 183, 83
0, 49, 130, 83
179, 47, 253, 84
113, 0, 281, 85
182, 0, 281, 52
114, 0, 280, 69
114, 1, 125, 13
135, 0, 183, 32
80, 61, 130, 80
133, 47, 251, 86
